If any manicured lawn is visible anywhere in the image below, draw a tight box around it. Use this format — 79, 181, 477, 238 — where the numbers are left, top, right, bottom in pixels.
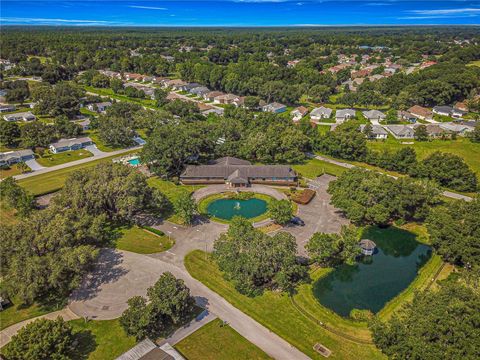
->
175, 318, 272, 360
69, 319, 136, 360
367, 137, 480, 176
292, 158, 347, 179
147, 177, 203, 224
84, 86, 157, 108
0, 163, 30, 179
0, 296, 61, 330
36, 149, 93, 167
184, 250, 385, 360
113, 225, 174, 254
18, 149, 139, 195
86, 130, 123, 152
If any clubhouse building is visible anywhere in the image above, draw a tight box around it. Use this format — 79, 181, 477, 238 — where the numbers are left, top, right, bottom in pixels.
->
180, 157, 298, 187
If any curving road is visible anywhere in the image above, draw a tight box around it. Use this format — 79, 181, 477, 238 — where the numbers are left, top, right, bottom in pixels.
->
69, 249, 311, 360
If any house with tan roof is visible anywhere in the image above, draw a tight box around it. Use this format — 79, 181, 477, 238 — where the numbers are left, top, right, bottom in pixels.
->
408, 105, 433, 121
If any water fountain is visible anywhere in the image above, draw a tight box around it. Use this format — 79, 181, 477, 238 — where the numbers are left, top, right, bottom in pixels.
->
234, 201, 241, 210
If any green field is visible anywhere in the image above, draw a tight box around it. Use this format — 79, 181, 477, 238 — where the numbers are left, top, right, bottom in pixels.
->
18, 150, 138, 195
69, 319, 136, 360
0, 163, 30, 179
367, 137, 480, 176
84, 86, 157, 108
0, 296, 61, 331
113, 225, 174, 254
292, 158, 347, 179
184, 251, 385, 360
36, 149, 93, 167
467, 60, 480, 67
175, 319, 272, 360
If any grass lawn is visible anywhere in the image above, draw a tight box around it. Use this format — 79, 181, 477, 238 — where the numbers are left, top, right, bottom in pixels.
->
85, 130, 123, 152
113, 225, 174, 254
0, 201, 19, 226
84, 86, 157, 108
367, 137, 480, 176
0, 163, 30, 179
36, 149, 93, 167
147, 177, 203, 224
0, 296, 61, 330
175, 318, 272, 360
292, 158, 347, 179
467, 60, 480, 67
69, 319, 136, 360
184, 250, 385, 360
18, 149, 139, 196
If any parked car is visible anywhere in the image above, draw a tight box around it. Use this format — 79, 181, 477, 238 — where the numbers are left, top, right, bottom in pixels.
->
291, 217, 305, 226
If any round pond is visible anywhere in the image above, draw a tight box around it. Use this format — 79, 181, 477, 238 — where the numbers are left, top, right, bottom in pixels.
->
206, 198, 268, 220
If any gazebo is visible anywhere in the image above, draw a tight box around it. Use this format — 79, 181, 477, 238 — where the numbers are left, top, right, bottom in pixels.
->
359, 239, 376, 256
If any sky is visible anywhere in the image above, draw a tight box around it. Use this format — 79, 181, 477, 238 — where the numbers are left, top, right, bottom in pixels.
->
1, 0, 480, 27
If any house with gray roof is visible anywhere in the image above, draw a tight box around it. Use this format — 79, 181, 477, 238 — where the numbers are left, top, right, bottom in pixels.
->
359, 124, 388, 139
310, 106, 332, 121
116, 338, 184, 360
262, 102, 287, 114
3, 111, 36, 122
49, 137, 93, 154
384, 125, 415, 139
87, 101, 112, 113
189, 86, 210, 96
180, 157, 297, 187
0, 149, 35, 166
362, 109, 386, 122
335, 109, 356, 123
0, 104, 16, 113
439, 122, 474, 136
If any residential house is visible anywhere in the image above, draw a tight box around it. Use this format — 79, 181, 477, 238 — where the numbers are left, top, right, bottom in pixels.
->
87, 101, 112, 113
439, 122, 475, 136
420, 61, 437, 69
335, 109, 356, 123
179, 82, 202, 92
287, 60, 300, 68
141, 76, 154, 83
398, 110, 417, 123
232, 96, 245, 108
214, 93, 240, 105
164, 79, 188, 90
262, 102, 287, 114
363, 109, 386, 122
0, 104, 16, 113
0, 149, 35, 166
408, 105, 433, 121
384, 125, 416, 139
77, 118, 91, 131
359, 124, 388, 139
351, 69, 371, 79
310, 106, 332, 121
49, 137, 93, 154
99, 70, 121, 79
291, 106, 309, 121
424, 124, 449, 138
204, 91, 224, 102
202, 108, 224, 116
190, 86, 210, 97
368, 74, 384, 82
180, 157, 297, 187
124, 73, 144, 81
3, 111, 36, 122
454, 102, 469, 112
433, 106, 454, 117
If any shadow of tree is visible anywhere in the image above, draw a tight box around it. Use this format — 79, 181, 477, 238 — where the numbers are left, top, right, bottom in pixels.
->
70, 329, 97, 360
70, 249, 128, 302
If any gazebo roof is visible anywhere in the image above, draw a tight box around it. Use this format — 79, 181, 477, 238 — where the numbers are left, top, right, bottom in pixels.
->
359, 239, 376, 250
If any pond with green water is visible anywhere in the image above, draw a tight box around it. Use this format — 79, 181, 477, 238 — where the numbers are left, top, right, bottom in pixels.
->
313, 227, 431, 317
207, 198, 268, 220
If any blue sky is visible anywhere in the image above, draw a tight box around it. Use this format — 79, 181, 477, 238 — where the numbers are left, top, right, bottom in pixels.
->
1, 1, 480, 26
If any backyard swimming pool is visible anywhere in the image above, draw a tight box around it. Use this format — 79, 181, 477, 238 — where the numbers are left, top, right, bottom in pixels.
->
207, 198, 268, 220
127, 158, 140, 166
312, 227, 431, 317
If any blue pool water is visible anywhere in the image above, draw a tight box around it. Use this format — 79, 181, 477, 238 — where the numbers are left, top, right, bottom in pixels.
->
127, 158, 140, 166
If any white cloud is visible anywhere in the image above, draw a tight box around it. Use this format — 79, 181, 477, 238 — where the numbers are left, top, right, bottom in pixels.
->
128, 5, 168, 10
0, 17, 124, 25
410, 8, 480, 15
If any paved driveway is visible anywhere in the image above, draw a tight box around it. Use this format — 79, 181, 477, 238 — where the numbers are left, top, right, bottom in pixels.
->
69, 249, 310, 360
282, 175, 349, 256
84, 144, 106, 156
24, 158, 45, 171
